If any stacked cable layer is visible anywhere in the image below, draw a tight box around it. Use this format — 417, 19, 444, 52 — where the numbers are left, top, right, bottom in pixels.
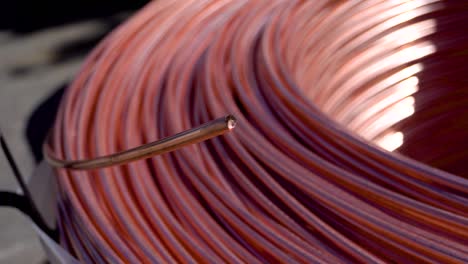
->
48, 0, 468, 263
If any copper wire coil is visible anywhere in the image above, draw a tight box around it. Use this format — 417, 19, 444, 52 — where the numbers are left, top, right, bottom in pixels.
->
47, 0, 468, 263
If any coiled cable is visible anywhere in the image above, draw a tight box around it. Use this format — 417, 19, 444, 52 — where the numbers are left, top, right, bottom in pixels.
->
46, 0, 468, 263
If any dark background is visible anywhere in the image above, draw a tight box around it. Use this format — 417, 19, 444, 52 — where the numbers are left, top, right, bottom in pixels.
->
0, 0, 148, 32
0, 1, 147, 262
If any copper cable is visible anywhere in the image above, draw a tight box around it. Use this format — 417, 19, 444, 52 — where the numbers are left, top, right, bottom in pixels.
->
44, 115, 236, 170
46, 0, 468, 263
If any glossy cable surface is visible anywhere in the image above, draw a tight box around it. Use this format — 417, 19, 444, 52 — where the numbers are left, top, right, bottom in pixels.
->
47, 0, 468, 263
44, 115, 236, 169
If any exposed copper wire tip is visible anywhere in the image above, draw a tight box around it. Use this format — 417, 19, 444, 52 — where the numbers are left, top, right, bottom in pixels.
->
226, 115, 237, 130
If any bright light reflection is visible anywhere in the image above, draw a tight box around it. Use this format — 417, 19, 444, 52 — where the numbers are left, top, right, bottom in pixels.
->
368, 15, 439, 151
377, 131, 404, 152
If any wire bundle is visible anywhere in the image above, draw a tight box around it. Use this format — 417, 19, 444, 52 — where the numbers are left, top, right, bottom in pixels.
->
48, 0, 468, 263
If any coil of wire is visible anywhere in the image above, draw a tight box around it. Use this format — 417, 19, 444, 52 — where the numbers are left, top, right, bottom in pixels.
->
46, 0, 468, 263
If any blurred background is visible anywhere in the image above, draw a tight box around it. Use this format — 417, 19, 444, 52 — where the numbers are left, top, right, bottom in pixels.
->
0, 1, 148, 262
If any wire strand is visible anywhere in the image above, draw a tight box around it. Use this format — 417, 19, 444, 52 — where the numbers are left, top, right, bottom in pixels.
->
44, 115, 236, 170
